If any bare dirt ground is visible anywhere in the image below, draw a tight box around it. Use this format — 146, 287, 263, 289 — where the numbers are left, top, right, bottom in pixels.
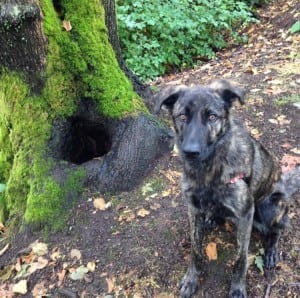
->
1, 0, 300, 297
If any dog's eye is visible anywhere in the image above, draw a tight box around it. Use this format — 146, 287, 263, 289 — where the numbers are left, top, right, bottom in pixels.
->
208, 114, 218, 122
179, 114, 187, 122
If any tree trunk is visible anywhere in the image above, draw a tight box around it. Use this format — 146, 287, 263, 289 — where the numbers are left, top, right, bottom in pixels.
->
101, 0, 152, 100
0, 0, 172, 230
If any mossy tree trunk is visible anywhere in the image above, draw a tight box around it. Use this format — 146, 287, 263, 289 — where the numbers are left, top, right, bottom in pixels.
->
0, 0, 171, 230
101, 0, 150, 99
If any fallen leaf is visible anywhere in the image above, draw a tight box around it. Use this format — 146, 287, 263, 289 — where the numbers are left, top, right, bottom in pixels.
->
87, 261, 96, 272
62, 20, 72, 31
118, 210, 136, 223
254, 255, 264, 274
205, 242, 218, 261
32, 281, 48, 297
70, 248, 82, 260
290, 147, 300, 155
250, 128, 262, 138
0, 283, 14, 298
268, 118, 278, 124
161, 189, 171, 197
0, 265, 14, 281
250, 88, 261, 93
14, 264, 30, 279
280, 143, 292, 149
93, 198, 107, 210
106, 276, 116, 293
150, 202, 161, 210
277, 115, 291, 125
69, 265, 89, 281
15, 258, 22, 272
13, 279, 27, 295
27, 257, 49, 275
20, 252, 35, 264
50, 249, 61, 261
30, 241, 48, 256
57, 269, 66, 286
137, 208, 150, 217
281, 154, 300, 173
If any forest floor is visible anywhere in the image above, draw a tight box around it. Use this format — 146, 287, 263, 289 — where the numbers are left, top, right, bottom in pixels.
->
1, 0, 300, 297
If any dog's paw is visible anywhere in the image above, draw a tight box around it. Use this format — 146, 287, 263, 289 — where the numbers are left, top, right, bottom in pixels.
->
264, 249, 279, 269
229, 284, 247, 298
179, 270, 199, 298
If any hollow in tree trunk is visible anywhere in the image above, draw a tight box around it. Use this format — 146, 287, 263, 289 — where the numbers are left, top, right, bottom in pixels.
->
0, 0, 172, 230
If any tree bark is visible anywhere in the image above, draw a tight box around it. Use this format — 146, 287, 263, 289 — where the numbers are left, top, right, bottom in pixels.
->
101, 0, 152, 100
0, 0, 172, 229
0, 0, 47, 92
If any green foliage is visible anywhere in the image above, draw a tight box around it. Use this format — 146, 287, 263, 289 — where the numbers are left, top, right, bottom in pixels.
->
117, 0, 254, 81
290, 21, 300, 34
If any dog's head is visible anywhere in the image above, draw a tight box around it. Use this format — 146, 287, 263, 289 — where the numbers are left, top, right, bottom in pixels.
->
154, 80, 246, 162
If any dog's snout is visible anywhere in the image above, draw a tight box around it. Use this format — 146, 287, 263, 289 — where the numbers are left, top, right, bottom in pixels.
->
182, 144, 201, 159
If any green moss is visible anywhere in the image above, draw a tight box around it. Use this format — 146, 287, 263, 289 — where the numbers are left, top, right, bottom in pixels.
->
42, 0, 146, 118
0, 70, 86, 228
0, 0, 146, 229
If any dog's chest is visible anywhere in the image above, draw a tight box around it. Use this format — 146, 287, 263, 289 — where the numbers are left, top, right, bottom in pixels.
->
182, 177, 236, 219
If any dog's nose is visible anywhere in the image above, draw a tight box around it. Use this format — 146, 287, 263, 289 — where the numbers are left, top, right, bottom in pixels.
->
182, 145, 200, 159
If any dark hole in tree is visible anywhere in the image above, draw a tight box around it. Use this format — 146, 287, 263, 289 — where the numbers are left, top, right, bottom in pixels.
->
62, 117, 112, 165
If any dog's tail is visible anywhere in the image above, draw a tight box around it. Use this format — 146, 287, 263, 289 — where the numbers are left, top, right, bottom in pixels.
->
274, 166, 300, 198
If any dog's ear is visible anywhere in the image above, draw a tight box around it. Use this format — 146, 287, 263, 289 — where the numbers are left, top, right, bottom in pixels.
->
153, 85, 187, 114
209, 80, 246, 108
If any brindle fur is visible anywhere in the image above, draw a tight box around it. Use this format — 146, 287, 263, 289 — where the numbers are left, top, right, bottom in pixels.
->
154, 80, 300, 298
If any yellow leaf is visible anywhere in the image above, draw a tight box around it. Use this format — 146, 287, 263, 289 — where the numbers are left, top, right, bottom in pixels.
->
250, 128, 262, 139
205, 242, 218, 261
50, 250, 61, 261
137, 208, 150, 217
30, 241, 48, 256
118, 210, 135, 222
62, 20, 72, 31
93, 198, 107, 210
106, 276, 115, 293
291, 147, 300, 155
70, 249, 81, 260
13, 279, 27, 295
87, 261, 96, 272
161, 189, 171, 197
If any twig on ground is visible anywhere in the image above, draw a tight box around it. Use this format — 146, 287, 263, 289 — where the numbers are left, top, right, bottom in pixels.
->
0, 243, 9, 256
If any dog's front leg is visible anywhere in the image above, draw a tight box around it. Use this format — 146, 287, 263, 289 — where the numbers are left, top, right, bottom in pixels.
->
180, 204, 204, 298
230, 204, 254, 298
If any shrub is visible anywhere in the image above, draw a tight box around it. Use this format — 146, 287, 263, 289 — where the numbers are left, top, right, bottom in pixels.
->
117, 0, 254, 81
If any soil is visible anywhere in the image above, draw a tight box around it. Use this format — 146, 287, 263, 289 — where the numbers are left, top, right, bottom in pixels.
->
1, 0, 300, 297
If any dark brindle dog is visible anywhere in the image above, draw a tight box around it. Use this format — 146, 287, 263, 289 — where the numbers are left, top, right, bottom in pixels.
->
154, 80, 300, 298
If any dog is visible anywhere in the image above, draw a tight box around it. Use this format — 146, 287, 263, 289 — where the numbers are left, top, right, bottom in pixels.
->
154, 80, 300, 298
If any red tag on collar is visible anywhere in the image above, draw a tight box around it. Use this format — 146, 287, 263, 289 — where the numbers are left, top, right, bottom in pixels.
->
226, 173, 245, 184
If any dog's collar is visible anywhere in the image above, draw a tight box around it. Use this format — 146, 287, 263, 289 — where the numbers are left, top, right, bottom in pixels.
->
226, 173, 245, 184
